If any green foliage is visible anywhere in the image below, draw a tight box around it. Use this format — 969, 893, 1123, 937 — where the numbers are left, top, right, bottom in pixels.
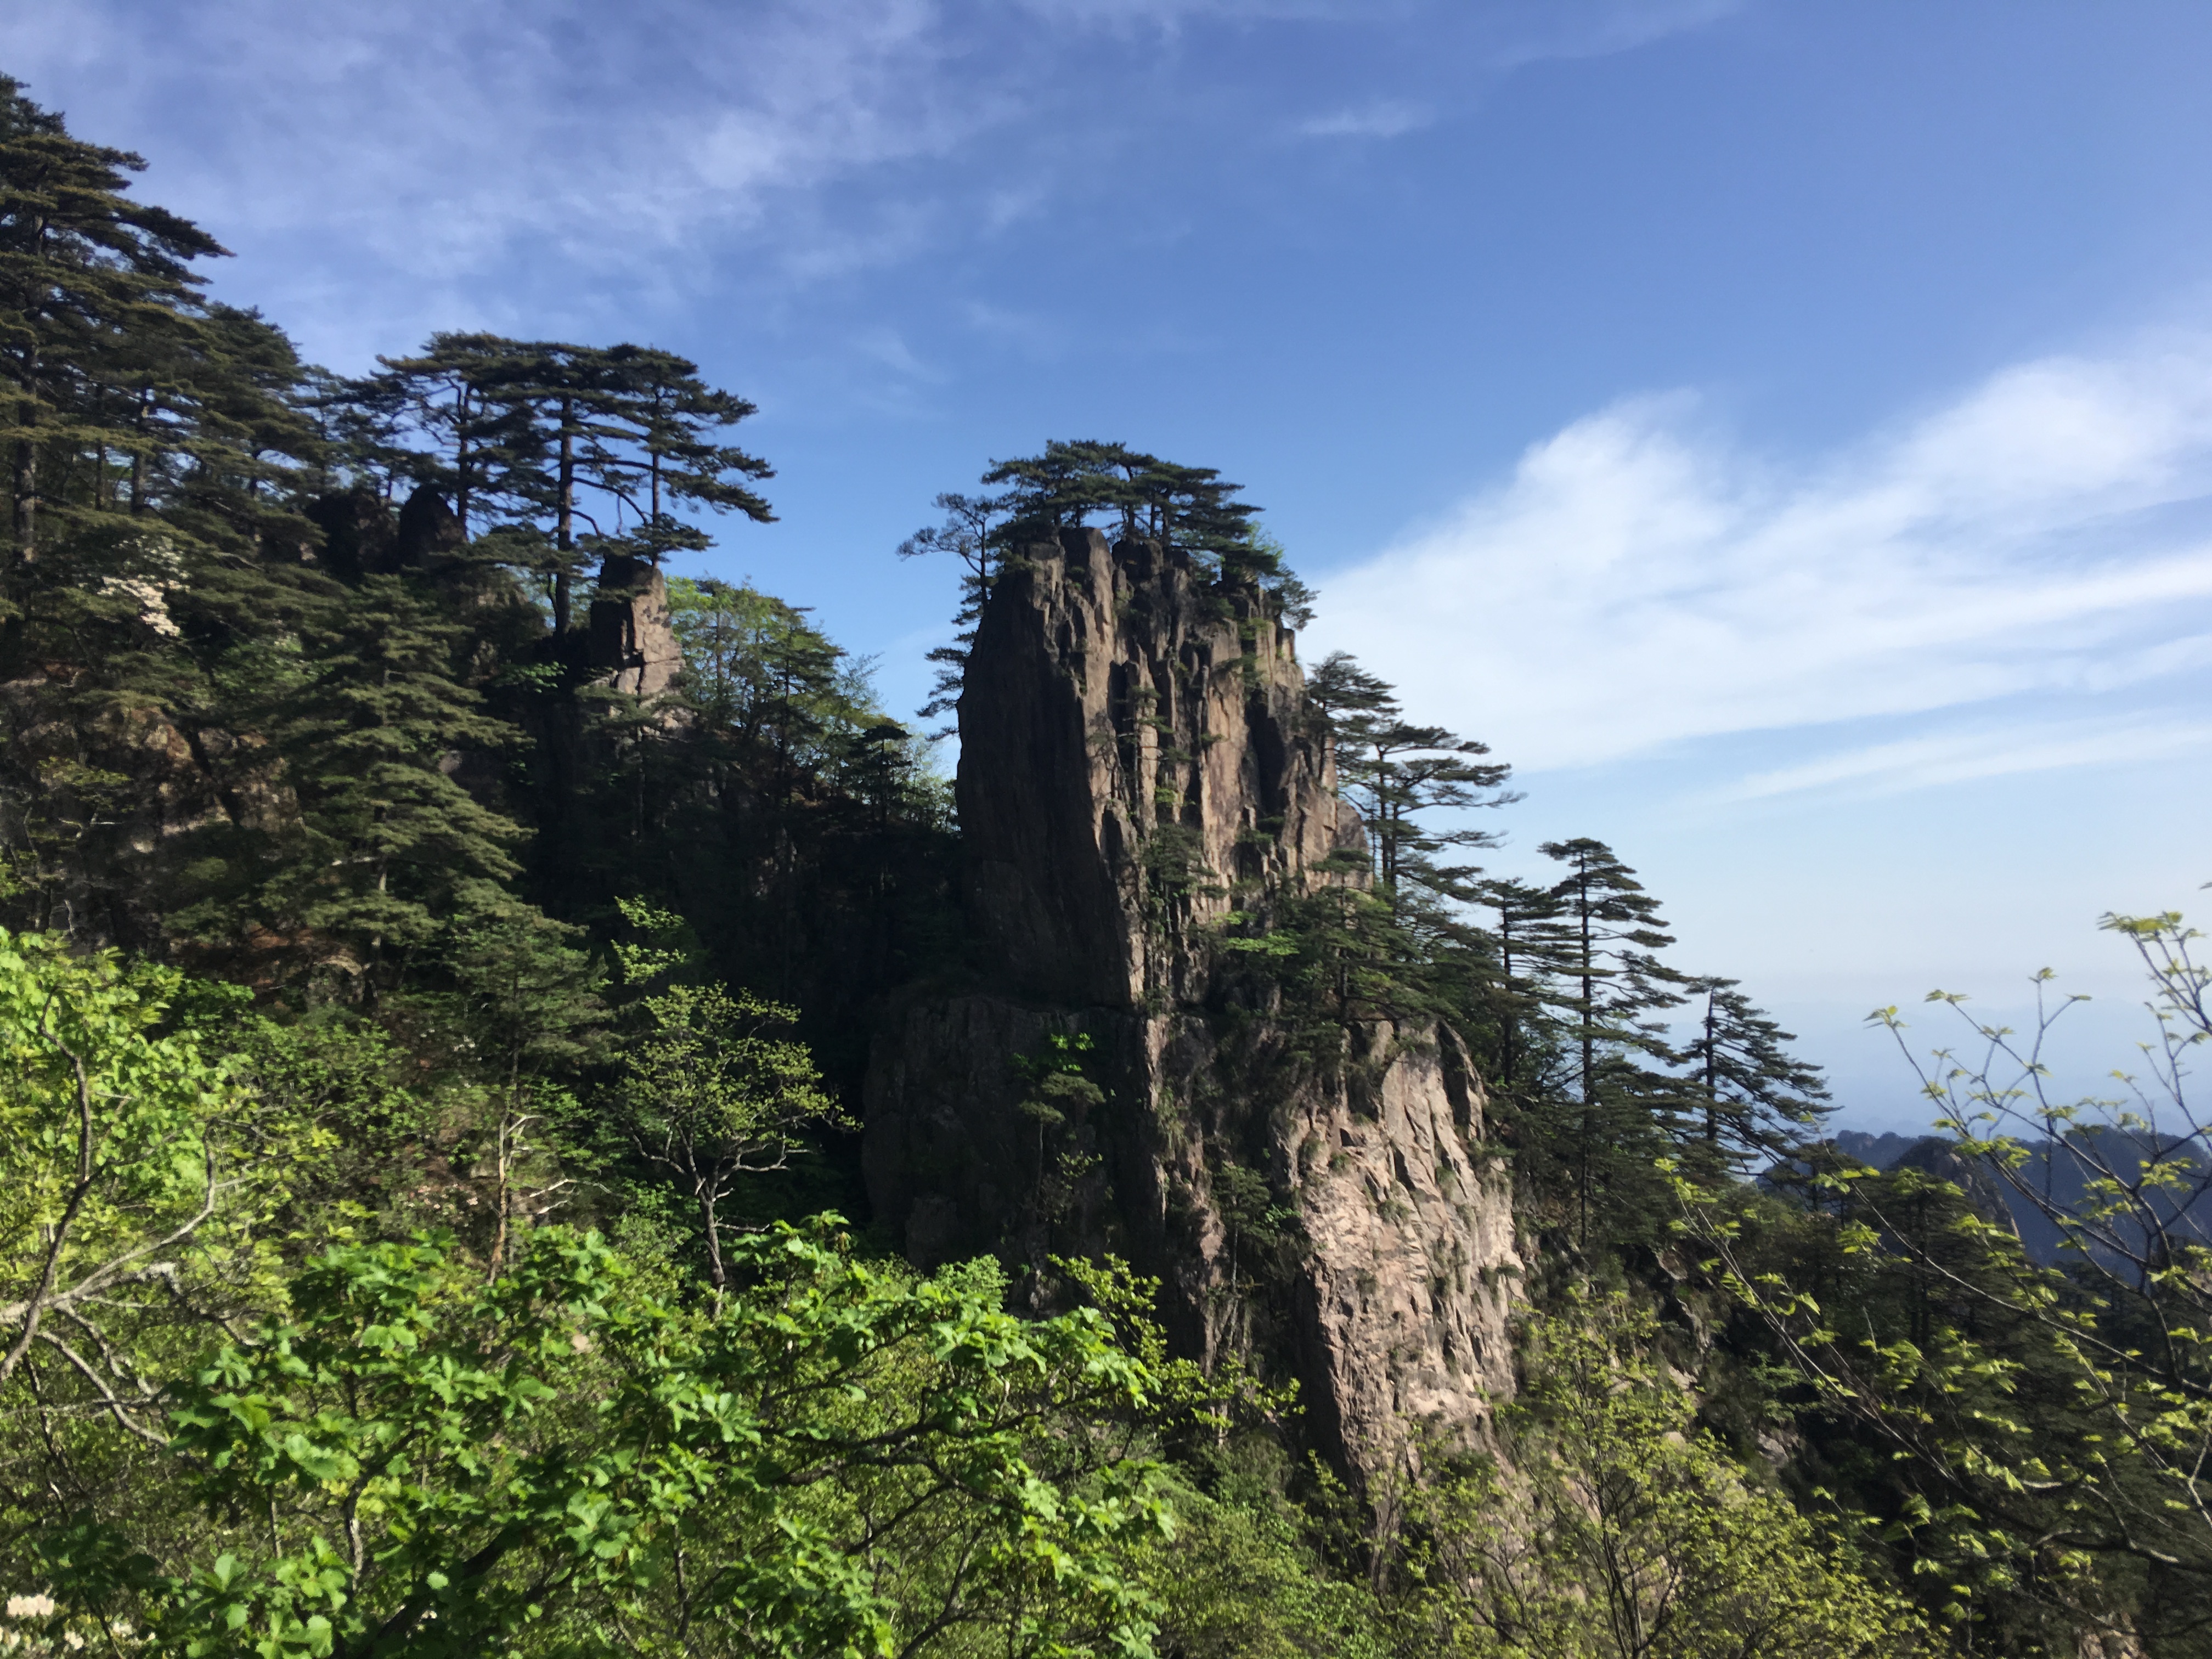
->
0, 927, 238, 1400
29, 1222, 1176, 1658
14, 77, 2169, 1658
253, 574, 526, 981
1014, 1031, 1105, 1131
1398, 1293, 1933, 1659
1673, 905, 2212, 1648
1140, 1469, 1392, 1659
608, 899, 850, 1299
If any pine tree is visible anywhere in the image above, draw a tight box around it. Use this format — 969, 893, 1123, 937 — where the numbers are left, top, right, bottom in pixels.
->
1674, 974, 1829, 1169
1306, 652, 1516, 912
1539, 837, 1683, 1242
371, 332, 545, 542
478, 341, 627, 633
901, 442, 1307, 727
0, 75, 225, 568
263, 574, 524, 992
1471, 874, 1572, 1104
1306, 650, 1396, 744
981, 438, 1271, 577
896, 490, 1006, 727
577, 344, 773, 565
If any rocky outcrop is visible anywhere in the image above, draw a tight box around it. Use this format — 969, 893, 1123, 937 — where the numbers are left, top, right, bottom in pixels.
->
955, 528, 1351, 1006
587, 556, 683, 699
864, 529, 1518, 1471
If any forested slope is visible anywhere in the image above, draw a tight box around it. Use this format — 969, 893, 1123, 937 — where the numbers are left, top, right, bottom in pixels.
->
2, 75, 2207, 1657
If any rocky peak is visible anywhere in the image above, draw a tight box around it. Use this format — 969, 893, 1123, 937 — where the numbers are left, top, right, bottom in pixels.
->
865, 527, 1520, 1474
960, 527, 1360, 1007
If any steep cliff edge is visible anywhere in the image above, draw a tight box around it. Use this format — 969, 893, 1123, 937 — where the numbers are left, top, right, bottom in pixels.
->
864, 529, 1519, 1470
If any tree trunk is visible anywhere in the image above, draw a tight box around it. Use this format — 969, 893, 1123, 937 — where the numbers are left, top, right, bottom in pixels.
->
553, 407, 574, 634
12, 419, 37, 563
701, 1189, 726, 1311
454, 384, 472, 540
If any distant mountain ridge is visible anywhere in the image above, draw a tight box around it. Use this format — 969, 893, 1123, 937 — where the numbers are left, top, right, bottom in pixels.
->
1832, 1128, 2212, 1266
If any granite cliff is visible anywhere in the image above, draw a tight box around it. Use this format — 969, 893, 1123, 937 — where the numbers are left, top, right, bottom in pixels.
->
863, 528, 1519, 1471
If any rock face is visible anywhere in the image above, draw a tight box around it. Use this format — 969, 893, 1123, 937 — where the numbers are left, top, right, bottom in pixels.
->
864, 529, 1518, 1471
588, 556, 683, 699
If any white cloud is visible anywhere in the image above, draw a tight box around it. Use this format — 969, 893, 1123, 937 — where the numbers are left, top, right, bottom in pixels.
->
1312, 334, 2212, 774
1486, 0, 1744, 70
1715, 716, 2212, 803
2, 0, 1001, 360
0, 0, 1741, 365
1300, 101, 1431, 139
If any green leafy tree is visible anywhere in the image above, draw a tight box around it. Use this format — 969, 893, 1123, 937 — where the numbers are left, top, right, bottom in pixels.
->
27, 1222, 1177, 1658
439, 882, 608, 1272
0, 928, 234, 1407
609, 900, 850, 1303
1400, 1293, 1933, 1659
0, 925, 354, 1599
1670, 912, 2212, 1645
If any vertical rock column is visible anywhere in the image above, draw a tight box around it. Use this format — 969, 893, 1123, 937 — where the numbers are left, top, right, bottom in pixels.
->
865, 528, 1520, 1471
587, 556, 682, 699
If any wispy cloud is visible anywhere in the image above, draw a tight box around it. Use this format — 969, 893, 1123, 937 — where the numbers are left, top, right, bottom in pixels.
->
1, 0, 1741, 365
2, 0, 1005, 359
1716, 716, 2212, 803
1300, 101, 1431, 139
1485, 0, 1745, 70
1313, 332, 2212, 774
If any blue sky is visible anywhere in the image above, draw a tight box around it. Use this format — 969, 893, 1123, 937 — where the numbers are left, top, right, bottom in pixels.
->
11, 0, 2212, 1129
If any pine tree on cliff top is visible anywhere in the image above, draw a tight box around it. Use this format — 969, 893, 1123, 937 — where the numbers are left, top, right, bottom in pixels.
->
372, 332, 545, 543
900, 440, 1305, 728
576, 343, 774, 566
332, 337, 775, 620
981, 438, 1266, 575
481, 341, 631, 634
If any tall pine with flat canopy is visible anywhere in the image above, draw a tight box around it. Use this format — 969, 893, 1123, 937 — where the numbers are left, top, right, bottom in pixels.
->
1674, 974, 1830, 1170
1539, 837, 1682, 1244
578, 343, 774, 564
